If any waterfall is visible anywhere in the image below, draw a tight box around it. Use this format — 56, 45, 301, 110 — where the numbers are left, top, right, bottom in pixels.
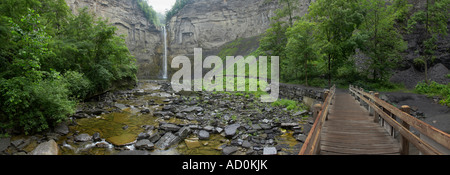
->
162, 26, 168, 80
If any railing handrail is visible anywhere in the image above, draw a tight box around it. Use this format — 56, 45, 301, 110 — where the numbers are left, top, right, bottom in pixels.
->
349, 85, 450, 155
299, 85, 336, 155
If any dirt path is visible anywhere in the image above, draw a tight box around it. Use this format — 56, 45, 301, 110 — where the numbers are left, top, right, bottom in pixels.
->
378, 91, 449, 134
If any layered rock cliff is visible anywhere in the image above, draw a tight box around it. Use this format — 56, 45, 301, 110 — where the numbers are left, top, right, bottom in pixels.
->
65, 0, 163, 79
166, 0, 312, 59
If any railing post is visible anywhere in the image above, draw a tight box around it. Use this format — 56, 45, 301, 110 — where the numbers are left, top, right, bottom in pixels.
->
373, 92, 380, 123
359, 88, 364, 106
369, 91, 374, 116
313, 104, 322, 119
400, 105, 411, 155
324, 90, 330, 106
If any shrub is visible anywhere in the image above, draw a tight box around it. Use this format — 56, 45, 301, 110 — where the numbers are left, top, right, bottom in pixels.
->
271, 99, 305, 111
63, 71, 92, 99
0, 75, 76, 134
415, 81, 450, 107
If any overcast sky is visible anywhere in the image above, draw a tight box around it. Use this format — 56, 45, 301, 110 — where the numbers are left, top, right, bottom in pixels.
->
147, 0, 176, 14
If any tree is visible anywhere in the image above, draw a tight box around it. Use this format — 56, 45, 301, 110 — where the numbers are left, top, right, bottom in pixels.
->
259, 10, 289, 80
285, 18, 319, 86
359, 0, 407, 81
307, 0, 364, 88
408, 0, 450, 84
277, 0, 300, 27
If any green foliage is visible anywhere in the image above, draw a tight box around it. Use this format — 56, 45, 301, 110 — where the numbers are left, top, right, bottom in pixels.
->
254, 0, 412, 90
0, 1, 137, 134
165, 0, 193, 23
134, 0, 160, 26
285, 18, 319, 86
307, 0, 364, 88
271, 99, 305, 111
415, 81, 450, 107
358, 0, 407, 81
407, 0, 450, 84
63, 71, 92, 99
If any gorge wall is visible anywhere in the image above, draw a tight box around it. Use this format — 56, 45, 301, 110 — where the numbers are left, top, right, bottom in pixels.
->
166, 0, 312, 73
65, 0, 164, 79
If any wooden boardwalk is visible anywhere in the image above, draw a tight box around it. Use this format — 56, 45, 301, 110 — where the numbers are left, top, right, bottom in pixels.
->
320, 91, 401, 155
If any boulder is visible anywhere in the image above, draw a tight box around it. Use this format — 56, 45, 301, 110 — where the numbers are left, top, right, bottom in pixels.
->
30, 140, 59, 155
198, 130, 210, 140
0, 137, 11, 152
176, 127, 191, 139
181, 106, 204, 113
160, 123, 181, 132
263, 147, 277, 155
92, 132, 102, 142
281, 123, 298, 129
74, 133, 92, 142
114, 103, 128, 110
185, 138, 202, 149
222, 146, 239, 155
155, 132, 181, 150
115, 150, 149, 155
295, 134, 307, 143
137, 132, 150, 140
54, 122, 69, 135
135, 139, 154, 150
293, 110, 307, 117
224, 124, 240, 138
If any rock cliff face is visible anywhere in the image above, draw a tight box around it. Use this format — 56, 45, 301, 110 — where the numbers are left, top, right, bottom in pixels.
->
167, 0, 311, 59
65, 0, 163, 79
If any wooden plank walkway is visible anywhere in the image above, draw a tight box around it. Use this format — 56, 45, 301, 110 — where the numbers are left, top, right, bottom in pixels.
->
320, 91, 401, 155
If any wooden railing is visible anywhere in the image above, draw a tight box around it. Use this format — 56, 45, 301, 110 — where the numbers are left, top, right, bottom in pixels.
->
349, 85, 450, 155
299, 85, 336, 155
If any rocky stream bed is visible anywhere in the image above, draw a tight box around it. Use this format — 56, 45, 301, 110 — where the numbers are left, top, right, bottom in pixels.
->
0, 80, 322, 155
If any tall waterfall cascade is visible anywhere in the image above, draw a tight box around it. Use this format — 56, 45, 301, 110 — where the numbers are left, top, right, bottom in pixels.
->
162, 26, 168, 80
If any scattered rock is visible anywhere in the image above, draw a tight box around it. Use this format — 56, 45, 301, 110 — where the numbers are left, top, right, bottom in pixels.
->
293, 110, 307, 117
75, 133, 92, 142
0, 137, 11, 152
176, 126, 192, 139
115, 150, 149, 155
222, 146, 239, 155
54, 122, 69, 135
281, 123, 298, 128
242, 140, 252, 148
198, 130, 210, 140
114, 103, 128, 110
263, 147, 277, 155
295, 134, 307, 143
181, 106, 204, 113
135, 139, 154, 150
93, 132, 102, 142
225, 123, 240, 138
140, 108, 151, 114
30, 139, 59, 155
160, 123, 181, 132
185, 138, 202, 149
148, 130, 161, 143
155, 132, 181, 150
137, 132, 150, 140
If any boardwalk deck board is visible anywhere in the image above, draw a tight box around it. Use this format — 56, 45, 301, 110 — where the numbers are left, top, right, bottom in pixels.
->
320, 91, 400, 155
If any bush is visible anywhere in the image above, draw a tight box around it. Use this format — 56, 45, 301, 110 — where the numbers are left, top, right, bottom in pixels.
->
271, 99, 305, 111
63, 71, 92, 99
415, 81, 450, 107
0, 75, 76, 134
